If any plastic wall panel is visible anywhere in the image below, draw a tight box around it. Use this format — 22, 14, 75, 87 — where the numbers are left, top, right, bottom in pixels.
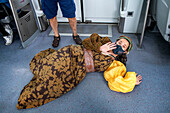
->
123, 0, 144, 33
83, 0, 120, 23
157, 0, 170, 42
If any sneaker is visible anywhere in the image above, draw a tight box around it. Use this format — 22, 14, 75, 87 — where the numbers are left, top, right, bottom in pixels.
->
73, 35, 82, 45
3, 35, 13, 45
0, 16, 12, 23
3, 24, 13, 45
52, 35, 60, 48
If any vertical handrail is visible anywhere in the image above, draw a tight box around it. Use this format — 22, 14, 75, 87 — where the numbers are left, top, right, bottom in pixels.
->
80, 0, 84, 23
122, 0, 124, 11
38, 0, 42, 10
139, 0, 151, 48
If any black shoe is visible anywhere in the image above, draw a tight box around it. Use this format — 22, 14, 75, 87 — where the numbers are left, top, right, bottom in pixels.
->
52, 35, 60, 48
73, 35, 82, 45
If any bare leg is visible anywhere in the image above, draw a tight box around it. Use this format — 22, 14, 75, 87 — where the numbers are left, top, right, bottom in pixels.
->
49, 16, 60, 47
68, 17, 82, 45
49, 16, 59, 37
68, 17, 78, 36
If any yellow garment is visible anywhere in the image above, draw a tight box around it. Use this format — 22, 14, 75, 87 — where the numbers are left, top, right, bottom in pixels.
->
104, 60, 136, 93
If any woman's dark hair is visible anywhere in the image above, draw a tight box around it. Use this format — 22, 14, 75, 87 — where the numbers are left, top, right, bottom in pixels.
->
115, 53, 127, 66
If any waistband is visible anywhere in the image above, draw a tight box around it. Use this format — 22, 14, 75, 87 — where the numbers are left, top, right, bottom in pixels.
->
83, 48, 95, 72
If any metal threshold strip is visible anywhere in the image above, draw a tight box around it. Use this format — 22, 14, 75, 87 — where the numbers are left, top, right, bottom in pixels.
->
49, 23, 117, 37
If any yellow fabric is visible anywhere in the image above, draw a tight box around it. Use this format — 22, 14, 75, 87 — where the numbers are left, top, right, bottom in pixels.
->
104, 60, 136, 93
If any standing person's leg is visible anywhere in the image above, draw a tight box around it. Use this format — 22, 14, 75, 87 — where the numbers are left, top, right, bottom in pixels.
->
59, 0, 82, 45
49, 17, 59, 37
41, 0, 60, 47
49, 17, 61, 47
68, 17, 77, 36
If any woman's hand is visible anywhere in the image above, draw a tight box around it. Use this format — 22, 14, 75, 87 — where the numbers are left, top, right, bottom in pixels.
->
100, 42, 116, 53
135, 73, 142, 85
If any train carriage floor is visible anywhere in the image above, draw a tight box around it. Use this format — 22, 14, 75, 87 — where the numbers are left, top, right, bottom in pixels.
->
0, 25, 170, 113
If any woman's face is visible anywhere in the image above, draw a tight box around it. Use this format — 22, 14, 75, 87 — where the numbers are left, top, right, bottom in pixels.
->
116, 38, 129, 52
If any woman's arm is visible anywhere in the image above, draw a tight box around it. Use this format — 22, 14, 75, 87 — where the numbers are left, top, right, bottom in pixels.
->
104, 60, 142, 93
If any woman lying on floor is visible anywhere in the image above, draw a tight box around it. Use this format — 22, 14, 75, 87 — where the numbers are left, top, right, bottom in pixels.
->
17, 33, 142, 109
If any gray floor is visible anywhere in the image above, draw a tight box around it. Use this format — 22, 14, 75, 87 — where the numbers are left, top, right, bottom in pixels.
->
0, 25, 170, 113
